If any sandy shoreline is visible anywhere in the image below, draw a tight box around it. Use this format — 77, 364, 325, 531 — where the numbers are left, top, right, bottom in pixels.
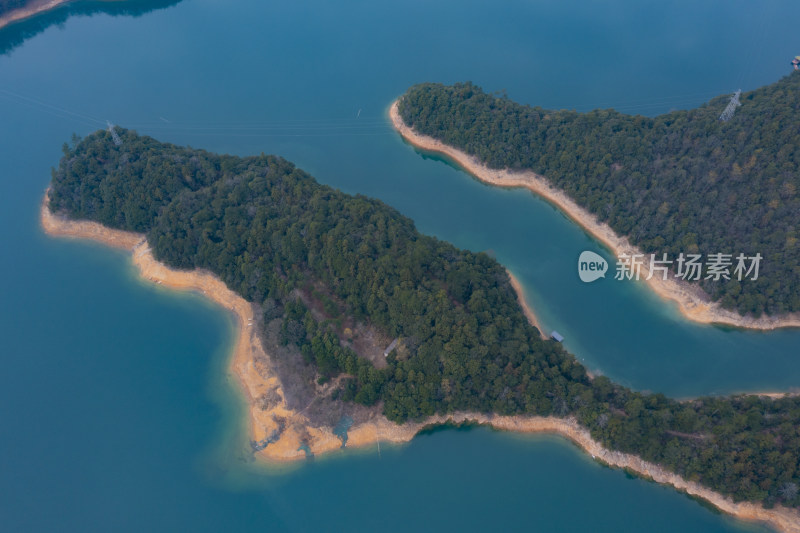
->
389, 101, 800, 331
506, 269, 546, 338
0, 0, 72, 30
40, 191, 800, 532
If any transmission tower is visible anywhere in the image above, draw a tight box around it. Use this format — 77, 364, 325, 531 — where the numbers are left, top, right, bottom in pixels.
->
106, 120, 122, 146
719, 89, 742, 122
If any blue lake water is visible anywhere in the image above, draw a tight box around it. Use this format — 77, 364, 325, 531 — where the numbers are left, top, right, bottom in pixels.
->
0, 0, 797, 530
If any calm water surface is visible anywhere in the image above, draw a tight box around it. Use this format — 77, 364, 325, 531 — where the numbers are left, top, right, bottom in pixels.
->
0, 0, 797, 530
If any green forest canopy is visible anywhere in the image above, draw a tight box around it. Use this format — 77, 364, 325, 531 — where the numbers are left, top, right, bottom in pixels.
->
397, 72, 800, 317
49, 129, 800, 509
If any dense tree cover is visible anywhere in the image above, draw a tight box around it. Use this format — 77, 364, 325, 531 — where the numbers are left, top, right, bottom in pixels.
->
50, 130, 800, 508
398, 73, 800, 316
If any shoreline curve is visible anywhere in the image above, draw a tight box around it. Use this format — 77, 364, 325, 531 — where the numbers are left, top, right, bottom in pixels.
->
506, 270, 545, 338
0, 0, 72, 30
40, 190, 800, 533
389, 100, 800, 331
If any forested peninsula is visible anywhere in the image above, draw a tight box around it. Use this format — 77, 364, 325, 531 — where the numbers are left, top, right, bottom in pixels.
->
46, 129, 800, 530
396, 73, 800, 319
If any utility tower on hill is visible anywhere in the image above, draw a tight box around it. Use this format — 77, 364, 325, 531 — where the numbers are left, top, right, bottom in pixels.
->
719, 89, 742, 122
106, 121, 122, 146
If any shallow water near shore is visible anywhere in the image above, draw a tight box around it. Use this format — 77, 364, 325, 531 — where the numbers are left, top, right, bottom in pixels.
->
1, 0, 798, 531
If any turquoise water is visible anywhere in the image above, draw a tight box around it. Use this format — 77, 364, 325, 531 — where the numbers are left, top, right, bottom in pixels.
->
1, 0, 797, 530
